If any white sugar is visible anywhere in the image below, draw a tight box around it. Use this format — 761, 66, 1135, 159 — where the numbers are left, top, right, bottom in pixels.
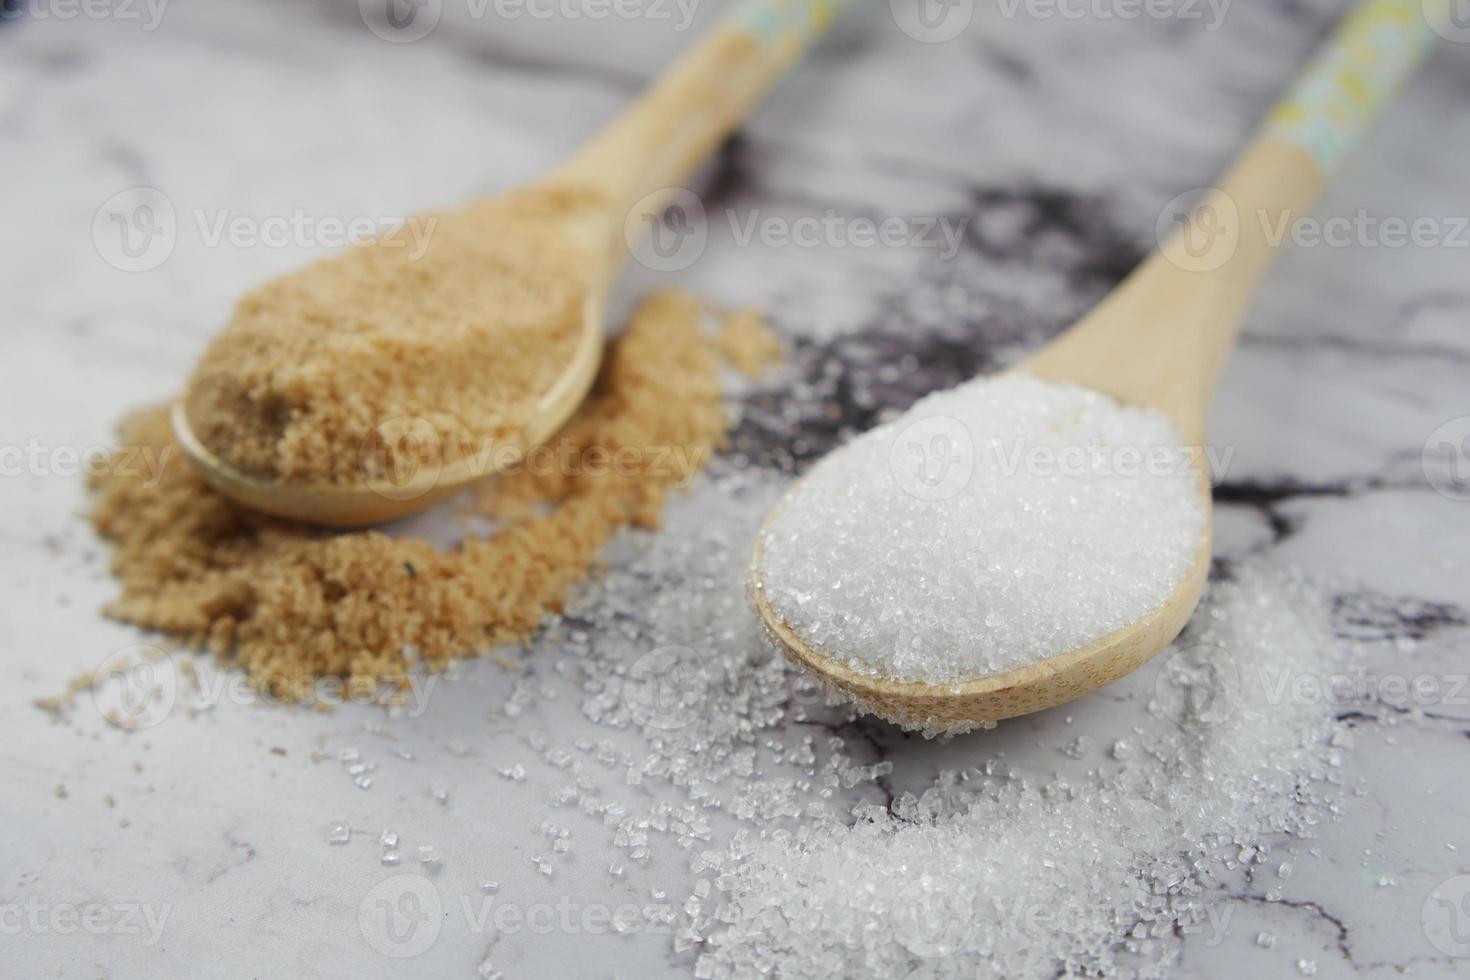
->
696, 567, 1346, 977
524, 474, 1346, 975
756, 373, 1207, 684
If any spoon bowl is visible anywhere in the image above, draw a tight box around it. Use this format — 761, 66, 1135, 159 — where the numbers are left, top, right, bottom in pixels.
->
171, 285, 607, 526
749, 486, 1212, 728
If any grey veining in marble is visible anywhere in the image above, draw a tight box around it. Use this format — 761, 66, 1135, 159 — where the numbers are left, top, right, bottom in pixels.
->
3, 0, 1469, 977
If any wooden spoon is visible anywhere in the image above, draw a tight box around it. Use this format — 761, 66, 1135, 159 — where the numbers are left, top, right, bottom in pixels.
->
173, 0, 854, 526
751, 0, 1440, 728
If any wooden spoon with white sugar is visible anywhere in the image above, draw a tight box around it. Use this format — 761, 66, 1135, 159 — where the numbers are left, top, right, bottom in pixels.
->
751, 0, 1438, 730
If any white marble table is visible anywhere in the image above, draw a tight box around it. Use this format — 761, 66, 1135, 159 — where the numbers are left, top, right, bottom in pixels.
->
3, 0, 1468, 976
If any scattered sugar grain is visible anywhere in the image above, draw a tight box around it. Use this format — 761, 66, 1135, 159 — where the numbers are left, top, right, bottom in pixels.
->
694, 566, 1348, 978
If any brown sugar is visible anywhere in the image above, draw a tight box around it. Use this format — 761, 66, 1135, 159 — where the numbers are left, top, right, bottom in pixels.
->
181, 189, 596, 485
91, 291, 775, 698
716, 306, 783, 375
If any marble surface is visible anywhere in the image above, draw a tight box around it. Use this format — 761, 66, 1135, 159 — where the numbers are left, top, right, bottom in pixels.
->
3, 0, 1470, 976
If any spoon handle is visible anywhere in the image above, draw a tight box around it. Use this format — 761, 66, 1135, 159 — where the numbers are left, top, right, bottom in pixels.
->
1179, 0, 1442, 283
1161, 0, 1441, 403
1029, 0, 1441, 435
1262, 0, 1443, 181
553, 0, 855, 214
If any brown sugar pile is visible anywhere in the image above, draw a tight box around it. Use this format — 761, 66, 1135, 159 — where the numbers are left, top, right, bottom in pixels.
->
92, 292, 776, 699
182, 188, 597, 484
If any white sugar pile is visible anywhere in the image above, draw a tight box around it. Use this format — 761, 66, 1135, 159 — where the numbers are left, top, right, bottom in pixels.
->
756, 373, 1208, 684
692, 569, 1348, 978
520, 475, 1347, 977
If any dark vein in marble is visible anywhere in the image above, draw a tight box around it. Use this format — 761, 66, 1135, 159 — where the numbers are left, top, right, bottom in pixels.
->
1234, 892, 1353, 966
1212, 475, 1426, 546
1331, 589, 1468, 643
1240, 330, 1470, 365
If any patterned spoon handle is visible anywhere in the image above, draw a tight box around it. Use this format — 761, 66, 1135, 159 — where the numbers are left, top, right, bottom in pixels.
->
1264, 0, 1444, 177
